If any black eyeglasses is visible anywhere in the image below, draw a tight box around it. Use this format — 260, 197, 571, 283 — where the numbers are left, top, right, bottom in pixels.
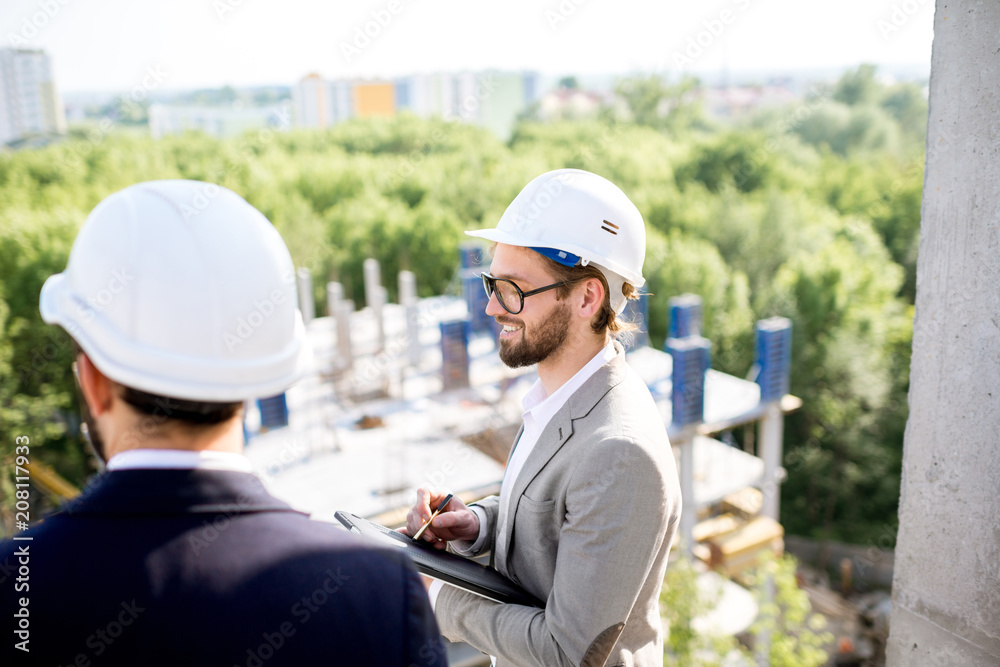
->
480, 272, 581, 315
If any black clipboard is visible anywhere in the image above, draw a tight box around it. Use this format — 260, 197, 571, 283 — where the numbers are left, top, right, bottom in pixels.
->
334, 511, 544, 608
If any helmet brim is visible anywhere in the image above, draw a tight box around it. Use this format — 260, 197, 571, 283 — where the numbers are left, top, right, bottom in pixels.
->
465, 228, 645, 288
40, 272, 313, 402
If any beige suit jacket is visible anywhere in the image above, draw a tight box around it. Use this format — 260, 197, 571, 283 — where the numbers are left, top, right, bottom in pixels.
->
436, 343, 682, 667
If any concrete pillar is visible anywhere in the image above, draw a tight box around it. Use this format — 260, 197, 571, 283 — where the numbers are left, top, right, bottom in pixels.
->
887, 3, 1000, 664
363, 258, 385, 353
363, 258, 381, 309
758, 403, 785, 522
398, 271, 421, 367
667, 335, 710, 556
335, 299, 354, 369
677, 435, 696, 557
296, 267, 314, 325
326, 281, 343, 318
373, 285, 387, 352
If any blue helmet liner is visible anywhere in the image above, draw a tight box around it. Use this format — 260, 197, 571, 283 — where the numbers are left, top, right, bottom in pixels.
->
530, 246, 581, 267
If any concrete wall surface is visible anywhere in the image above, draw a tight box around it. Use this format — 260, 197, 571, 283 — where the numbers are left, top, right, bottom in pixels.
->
887, 1, 1000, 665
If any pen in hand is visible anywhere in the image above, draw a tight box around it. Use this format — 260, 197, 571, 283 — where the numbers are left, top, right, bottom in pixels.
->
412, 493, 454, 542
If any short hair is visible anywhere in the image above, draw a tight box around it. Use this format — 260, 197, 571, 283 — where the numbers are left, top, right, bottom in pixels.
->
72, 340, 241, 427
538, 255, 640, 341
117, 384, 242, 426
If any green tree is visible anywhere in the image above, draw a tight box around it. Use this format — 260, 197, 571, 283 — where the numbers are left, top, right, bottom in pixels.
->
743, 554, 833, 667
769, 218, 910, 544
833, 64, 880, 106
661, 554, 831, 666
644, 229, 754, 376
614, 75, 706, 133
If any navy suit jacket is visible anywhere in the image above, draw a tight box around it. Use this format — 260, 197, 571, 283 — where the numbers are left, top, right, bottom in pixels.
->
0, 468, 446, 667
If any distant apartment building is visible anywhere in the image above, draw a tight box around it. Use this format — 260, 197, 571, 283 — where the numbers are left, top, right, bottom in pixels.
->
538, 88, 605, 120
293, 71, 540, 139
0, 48, 66, 145
698, 84, 799, 118
352, 81, 395, 117
148, 103, 291, 139
292, 73, 352, 128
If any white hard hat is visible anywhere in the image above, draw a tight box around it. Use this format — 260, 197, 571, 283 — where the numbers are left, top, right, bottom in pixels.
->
466, 169, 646, 313
40, 180, 312, 402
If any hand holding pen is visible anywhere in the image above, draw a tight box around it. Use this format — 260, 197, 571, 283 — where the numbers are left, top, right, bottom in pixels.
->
412, 493, 453, 541
400, 488, 481, 550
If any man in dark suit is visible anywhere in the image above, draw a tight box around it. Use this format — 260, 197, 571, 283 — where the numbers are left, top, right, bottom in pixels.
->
0, 180, 445, 666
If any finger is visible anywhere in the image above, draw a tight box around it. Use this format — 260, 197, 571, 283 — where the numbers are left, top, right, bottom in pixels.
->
427, 489, 455, 508
404, 507, 422, 534
415, 488, 432, 518
432, 511, 461, 528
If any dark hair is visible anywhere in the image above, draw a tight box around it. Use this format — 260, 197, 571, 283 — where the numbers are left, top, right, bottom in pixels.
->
537, 255, 640, 340
117, 385, 242, 426
71, 340, 241, 427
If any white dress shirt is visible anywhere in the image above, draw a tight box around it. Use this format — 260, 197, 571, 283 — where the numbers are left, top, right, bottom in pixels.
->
428, 342, 618, 609
106, 449, 255, 473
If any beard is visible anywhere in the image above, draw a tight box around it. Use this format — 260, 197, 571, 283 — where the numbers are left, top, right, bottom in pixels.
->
497, 301, 571, 368
79, 399, 109, 468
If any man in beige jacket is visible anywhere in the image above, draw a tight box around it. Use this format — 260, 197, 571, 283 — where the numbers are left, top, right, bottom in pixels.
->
404, 169, 682, 667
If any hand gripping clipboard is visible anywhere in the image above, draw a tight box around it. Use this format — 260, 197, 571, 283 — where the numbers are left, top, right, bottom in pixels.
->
335, 511, 544, 608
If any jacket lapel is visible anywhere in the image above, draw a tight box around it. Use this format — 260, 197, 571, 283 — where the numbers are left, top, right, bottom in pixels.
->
499, 344, 631, 572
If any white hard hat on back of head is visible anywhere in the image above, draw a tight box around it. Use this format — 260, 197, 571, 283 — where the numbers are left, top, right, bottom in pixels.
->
466, 169, 646, 313
40, 180, 312, 402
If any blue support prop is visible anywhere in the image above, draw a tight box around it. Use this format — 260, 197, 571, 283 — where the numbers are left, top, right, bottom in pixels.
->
257, 393, 289, 430
667, 336, 712, 429
668, 294, 703, 339
459, 244, 484, 270
440, 317, 472, 391
755, 317, 792, 403
459, 244, 491, 332
463, 273, 491, 333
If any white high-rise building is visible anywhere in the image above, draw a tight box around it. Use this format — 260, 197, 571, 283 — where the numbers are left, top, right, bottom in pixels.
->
0, 48, 66, 145
293, 74, 352, 128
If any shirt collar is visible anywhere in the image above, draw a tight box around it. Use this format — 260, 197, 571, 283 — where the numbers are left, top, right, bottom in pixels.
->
106, 449, 254, 473
522, 341, 618, 423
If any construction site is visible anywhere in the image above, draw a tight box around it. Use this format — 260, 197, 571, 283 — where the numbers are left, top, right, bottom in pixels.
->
211, 246, 885, 665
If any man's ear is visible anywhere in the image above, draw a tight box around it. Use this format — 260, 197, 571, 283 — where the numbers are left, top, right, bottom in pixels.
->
76, 353, 116, 418
577, 277, 606, 319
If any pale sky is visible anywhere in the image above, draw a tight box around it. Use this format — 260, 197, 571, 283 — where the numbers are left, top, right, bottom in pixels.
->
1, 0, 935, 92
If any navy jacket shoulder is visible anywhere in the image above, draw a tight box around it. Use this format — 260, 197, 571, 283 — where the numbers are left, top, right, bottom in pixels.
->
0, 469, 445, 667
